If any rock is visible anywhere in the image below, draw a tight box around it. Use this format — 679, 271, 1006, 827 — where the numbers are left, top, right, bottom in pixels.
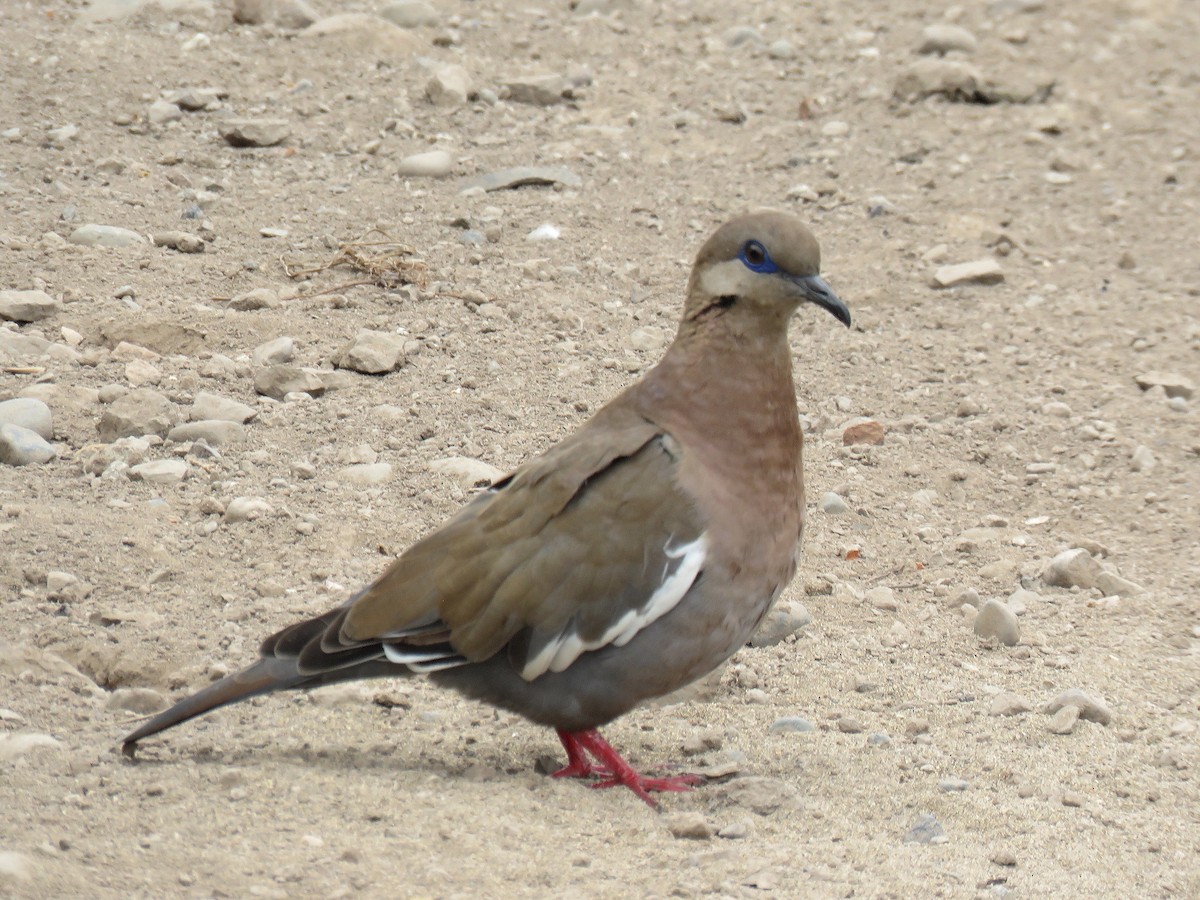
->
903, 813, 946, 844
253, 366, 325, 400
337, 463, 394, 485
1048, 705, 1079, 735
190, 392, 257, 423
426, 65, 470, 106
0, 732, 61, 762
989, 692, 1031, 716
397, 150, 454, 178
820, 492, 850, 514
167, 420, 247, 446
503, 74, 566, 106
991, 849, 1018, 867
300, 13, 423, 57
665, 812, 713, 840
1134, 371, 1194, 400
125, 358, 162, 386
100, 320, 206, 356
218, 119, 290, 148
0, 289, 61, 323
0, 398, 53, 439
768, 716, 816, 734
527, 223, 561, 242
0, 424, 56, 466
1094, 571, 1145, 597
1041, 548, 1100, 589
67, 224, 146, 248
105, 687, 168, 715
147, 99, 182, 124
233, 0, 317, 28
229, 287, 279, 311
428, 456, 504, 488
380, 0, 439, 28
842, 420, 886, 445
152, 231, 205, 253
78, 437, 151, 475
1006, 587, 1038, 614
919, 24, 978, 55
275, 0, 318, 28
0, 331, 53, 362
224, 497, 274, 523
252, 336, 295, 366
973, 599, 1020, 646
1130, 445, 1156, 473
128, 459, 190, 485
837, 716, 865, 734
460, 166, 582, 193
713, 777, 800, 815
939, 778, 970, 792
333, 331, 406, 375
933, 259, 1004, 287
0, 851, 31, 883
866, 587, 898, 611
627, 326, 666, 352
98, 389, 178, 440
894, 58, 982, 101
1044, 688, 1112, 725
748, 600, 811, 647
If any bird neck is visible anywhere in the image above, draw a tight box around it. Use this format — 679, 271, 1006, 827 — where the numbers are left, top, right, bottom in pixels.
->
643, 309, 801, 450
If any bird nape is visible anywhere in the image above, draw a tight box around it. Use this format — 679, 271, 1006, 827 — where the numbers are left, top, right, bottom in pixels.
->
121, 210, 850, 809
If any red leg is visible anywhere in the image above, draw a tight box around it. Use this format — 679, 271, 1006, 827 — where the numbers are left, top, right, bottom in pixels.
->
552, 728, 611, 780
557, 728, 703, 808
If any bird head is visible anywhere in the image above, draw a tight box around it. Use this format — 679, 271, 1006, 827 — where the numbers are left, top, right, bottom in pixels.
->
684, 210, 850, 329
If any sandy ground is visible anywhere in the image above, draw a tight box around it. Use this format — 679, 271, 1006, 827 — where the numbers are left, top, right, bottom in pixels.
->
1, 0, 1198, 897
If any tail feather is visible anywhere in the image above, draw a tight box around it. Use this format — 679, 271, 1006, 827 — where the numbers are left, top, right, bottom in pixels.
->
121, 657, 414, 754
122, 658, 306, 753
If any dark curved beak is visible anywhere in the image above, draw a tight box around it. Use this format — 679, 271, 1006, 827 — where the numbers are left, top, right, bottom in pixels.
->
791, 274, 851, 327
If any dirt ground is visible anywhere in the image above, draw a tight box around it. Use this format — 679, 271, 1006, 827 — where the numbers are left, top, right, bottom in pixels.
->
1, 0, 1198, 897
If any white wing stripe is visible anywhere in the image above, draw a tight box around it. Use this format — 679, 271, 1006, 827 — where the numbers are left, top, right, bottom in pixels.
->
520, 533, 708, 681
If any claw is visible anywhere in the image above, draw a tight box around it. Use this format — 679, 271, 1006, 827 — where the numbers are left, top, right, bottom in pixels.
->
553, 728, 702, 808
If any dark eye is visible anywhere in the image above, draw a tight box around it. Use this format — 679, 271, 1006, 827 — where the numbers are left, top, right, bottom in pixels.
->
743, 241, 766, 266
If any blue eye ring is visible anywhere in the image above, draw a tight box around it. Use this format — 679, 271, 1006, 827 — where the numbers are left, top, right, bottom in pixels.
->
739, 240, 779, 274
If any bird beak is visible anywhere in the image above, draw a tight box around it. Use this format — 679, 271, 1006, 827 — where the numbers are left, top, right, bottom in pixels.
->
790, 274, 851, 327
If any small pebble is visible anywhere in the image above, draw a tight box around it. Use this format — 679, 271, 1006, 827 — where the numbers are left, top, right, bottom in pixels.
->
224, 497, 274, 523
973, 599, 1021, 646
1044, 688, 1112, 725
0, 398, 53, 439
397, 150, 454, 178
903, 813, 946, 844
1041, 548, 1100, 589
768, 716, 816, 734
938, 778, 970, 792
0, 424, 56, 466
67, 224, 146, 248
1048, 705, 1080, 735
989, 693, 1031, 717
866, 586, 898, 611
665, 812, 713, 840
820, 492, 850, 514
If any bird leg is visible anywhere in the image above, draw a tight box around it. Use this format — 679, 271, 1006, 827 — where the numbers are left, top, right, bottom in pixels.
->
552, 728, 612, 780
553, 728, 703, 808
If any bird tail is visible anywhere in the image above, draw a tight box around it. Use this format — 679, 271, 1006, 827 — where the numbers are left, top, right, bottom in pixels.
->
121, 657, 307, 754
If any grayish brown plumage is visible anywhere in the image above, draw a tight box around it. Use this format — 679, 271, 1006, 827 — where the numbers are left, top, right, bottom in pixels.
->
122, 210, 850, 807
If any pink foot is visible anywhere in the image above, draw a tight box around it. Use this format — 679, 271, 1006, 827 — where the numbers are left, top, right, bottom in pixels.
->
553, 728, 702, 808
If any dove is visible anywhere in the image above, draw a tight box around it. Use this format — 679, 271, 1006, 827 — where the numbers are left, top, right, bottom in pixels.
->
123, 210, 850, 807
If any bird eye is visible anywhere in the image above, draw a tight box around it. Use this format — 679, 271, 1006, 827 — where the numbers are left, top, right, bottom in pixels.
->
739, 240, 778, 274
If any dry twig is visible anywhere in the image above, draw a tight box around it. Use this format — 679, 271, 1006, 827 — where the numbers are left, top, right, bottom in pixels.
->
280, 229, 429, 297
